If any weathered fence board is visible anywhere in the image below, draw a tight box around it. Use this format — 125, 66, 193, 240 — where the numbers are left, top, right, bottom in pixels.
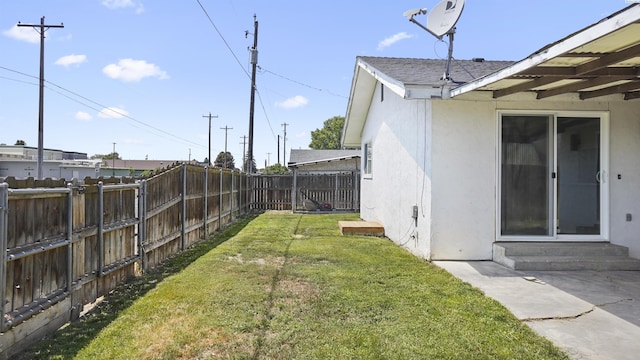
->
0, 165, 359, 357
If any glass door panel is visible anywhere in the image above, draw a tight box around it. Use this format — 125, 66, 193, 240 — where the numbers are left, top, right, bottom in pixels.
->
557, 117, 601, 235
501, 115, 552, 236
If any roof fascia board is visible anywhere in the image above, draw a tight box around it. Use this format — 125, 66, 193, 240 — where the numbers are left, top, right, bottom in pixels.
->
289, 155, 361, 168
342, 64, 376, 147
449, 4, 640, 98
358, 59, 408, 98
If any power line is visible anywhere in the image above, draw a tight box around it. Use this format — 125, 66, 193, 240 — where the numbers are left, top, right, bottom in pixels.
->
0, 64, 207, 150
194, 0, 250, 80
258, 66, 348, 98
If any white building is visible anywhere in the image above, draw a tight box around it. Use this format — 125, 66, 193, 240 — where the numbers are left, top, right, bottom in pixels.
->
342, 5, 640, 267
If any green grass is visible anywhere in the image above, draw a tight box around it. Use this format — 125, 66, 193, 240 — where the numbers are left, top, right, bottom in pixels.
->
18, 212, 568, 359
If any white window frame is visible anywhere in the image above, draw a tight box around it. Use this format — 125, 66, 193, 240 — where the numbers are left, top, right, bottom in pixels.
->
364, 142, 373, 178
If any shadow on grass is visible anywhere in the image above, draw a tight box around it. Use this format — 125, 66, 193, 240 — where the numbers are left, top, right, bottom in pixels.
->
15, 214, 259, 360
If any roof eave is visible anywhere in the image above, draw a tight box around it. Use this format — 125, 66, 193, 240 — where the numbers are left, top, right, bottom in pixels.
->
449, 4, 640, 98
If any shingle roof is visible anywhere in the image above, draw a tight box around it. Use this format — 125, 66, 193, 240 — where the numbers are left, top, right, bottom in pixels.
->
288, 149, 360, 165
358, 56, 514, 86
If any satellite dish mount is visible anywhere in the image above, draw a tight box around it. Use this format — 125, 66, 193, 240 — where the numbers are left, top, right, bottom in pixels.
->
404, 0, 465, 81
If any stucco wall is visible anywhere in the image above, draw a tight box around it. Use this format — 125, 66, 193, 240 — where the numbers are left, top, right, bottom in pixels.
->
359, 86, 640, 260
360, 84, 432, 259
609, 101, 640, 258
430, 100, 497, 260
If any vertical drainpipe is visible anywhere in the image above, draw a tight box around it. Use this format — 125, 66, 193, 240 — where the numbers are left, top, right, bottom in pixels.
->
218, 168, 223, 230
0, 183, 8, 331
97, 181, 104, 277
139, 180, 146, 273
203, 167, 208, 240
181, 163, 186, 251
66, 183, 73, 293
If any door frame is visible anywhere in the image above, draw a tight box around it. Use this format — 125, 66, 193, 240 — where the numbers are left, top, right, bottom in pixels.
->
496, 110, 609, 242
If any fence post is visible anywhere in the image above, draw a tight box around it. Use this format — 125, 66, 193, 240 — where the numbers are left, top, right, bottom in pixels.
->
354, 171, 360, 211
0, 183, 8, 331
203, 167, 208, 239
138, 180, 147, 273
66, 183, 73, 293
292, 170, 298, 212
181, 163, 186, 251
97, 181, 104, 277
218, 168, 222, 230
231, 171, 234, 221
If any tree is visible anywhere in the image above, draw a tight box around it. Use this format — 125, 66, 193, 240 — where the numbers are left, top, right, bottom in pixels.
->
214, 151, 235, 169
91, 152, 121, 160
15, 139, 26, 145
243, 156, 257, 173
263, 163, 289, 175
309, 115, 345, 150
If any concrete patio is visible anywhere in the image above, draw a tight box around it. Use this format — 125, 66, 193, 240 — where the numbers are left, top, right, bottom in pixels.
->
435, 261, 640, 360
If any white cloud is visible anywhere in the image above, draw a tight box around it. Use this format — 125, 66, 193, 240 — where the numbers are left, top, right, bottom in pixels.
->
55, 54, 87, 67
102, 0, 144, 13
98, 107, 129, 119
3, 25, 40, 43
295, 131, 307, 138
75, 111, 92, 121
377, 32, 413, 51
275, 95, 309, 109
102, 58, 169, 82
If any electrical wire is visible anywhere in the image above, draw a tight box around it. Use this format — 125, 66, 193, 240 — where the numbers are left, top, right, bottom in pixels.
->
194, 0, 251, 80
258, 66, 347, 99
0, 65, 206, 149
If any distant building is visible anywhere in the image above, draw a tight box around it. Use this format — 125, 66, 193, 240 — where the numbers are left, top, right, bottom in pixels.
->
0, 144, 98, 180
287, 149, 360, 172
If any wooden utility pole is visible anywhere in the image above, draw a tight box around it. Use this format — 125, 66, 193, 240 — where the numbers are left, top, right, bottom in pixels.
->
247, 15, 258, 174
240, 135, 247, 171
202, 113, 218, 166
282, 122, 289, 166
18, 17, 63, 179
220, 125, 233, 168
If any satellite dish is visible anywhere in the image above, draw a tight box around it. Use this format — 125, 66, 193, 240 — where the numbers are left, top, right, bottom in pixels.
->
426, 0, 465, 38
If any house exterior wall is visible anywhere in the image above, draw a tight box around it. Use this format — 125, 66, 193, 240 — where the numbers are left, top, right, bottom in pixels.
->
430, 100, 497, 259
359, 86, 640, 261
360, 84, 432, 258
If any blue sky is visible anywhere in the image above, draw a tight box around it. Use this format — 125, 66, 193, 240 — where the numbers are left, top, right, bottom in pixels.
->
0, 0, 630, 167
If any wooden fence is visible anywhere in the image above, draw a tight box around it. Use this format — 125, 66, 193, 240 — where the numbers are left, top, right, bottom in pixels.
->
0, 166, 358, 357
251, 171, 360, 212
0, 164, 249, 358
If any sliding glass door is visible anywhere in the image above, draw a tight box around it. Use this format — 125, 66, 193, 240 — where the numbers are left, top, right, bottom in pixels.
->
499, 113, 607, 239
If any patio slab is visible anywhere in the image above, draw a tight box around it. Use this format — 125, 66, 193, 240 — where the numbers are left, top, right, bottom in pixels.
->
434, 260, 640, 360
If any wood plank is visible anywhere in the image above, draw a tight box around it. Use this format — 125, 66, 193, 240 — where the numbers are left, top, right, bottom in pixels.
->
338, 221, 384, 236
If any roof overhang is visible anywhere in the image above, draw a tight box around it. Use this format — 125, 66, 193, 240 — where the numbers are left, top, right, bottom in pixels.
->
341, 59, 443, 147
450, 4, 640, 100
288, 154, 361, 169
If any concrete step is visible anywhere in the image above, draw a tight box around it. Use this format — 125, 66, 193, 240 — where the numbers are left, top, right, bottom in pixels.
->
495, 242, 629, 257
493, 242, 640, 271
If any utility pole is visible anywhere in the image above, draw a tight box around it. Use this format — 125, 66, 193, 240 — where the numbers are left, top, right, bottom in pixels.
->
266, 152, 271, 167
277, 134, 281, 165
220, 125, 233, 168
282, 122, 289, 166
246, 15, 258, 174
202, 113, 218, 166
240, 135, 247, 171
112, 142, 116, 177
18, 16, 63, 180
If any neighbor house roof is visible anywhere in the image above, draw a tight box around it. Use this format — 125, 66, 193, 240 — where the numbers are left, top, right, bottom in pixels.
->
288, 149, 360, 168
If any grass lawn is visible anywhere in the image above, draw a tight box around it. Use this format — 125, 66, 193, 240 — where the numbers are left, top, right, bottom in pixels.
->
19, 212, 568, 359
